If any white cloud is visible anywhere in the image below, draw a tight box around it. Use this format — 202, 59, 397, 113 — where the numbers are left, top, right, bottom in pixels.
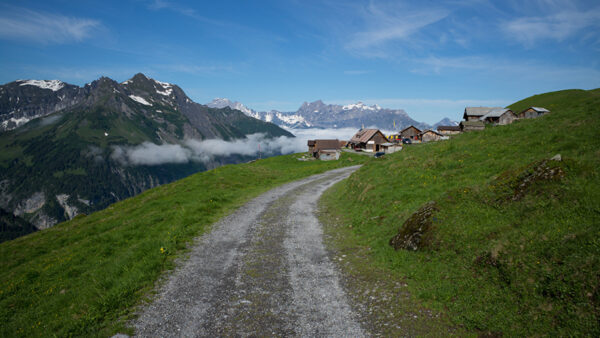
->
111, 142, 191, 165
108, 129, 370, 166
0, 6, 101, 44
503, 8, 600, 46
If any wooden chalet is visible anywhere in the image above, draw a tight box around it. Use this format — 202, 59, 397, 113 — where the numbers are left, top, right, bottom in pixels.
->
437, 125, 461, 136
480, 108, 517, 125
400, 125, 422, 141
420, 129, 444, 142
463, 107, 503, 121
348, 129, 389, 152
518, 107, 550, 119
307, 139, 341, 160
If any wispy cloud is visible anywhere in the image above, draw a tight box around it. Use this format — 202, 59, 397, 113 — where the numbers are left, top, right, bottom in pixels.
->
346, 1, 449, 55
503, 7, 600, 46
0, 5, 101, 44
350, 3, 449, 48
410, 55, 600, 86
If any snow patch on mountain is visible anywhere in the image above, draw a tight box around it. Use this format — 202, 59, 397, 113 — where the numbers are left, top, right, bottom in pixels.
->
154, 80, 173, 96
207, 98, 254, 115
1, 116, 31, 129
129, 95, 152, 106
19, 80, 65, 92
342, 102, 380, 111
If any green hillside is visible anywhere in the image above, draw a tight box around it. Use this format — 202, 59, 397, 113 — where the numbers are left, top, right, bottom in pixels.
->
321, 88, 600, 335
0, 152, 368, 336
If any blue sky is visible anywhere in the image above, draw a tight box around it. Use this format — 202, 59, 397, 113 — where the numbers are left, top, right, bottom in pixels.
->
0, 0, 599, 124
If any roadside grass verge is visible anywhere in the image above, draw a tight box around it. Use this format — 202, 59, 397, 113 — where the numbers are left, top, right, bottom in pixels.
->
321, 88, 600, 335
0, 152, 368, 337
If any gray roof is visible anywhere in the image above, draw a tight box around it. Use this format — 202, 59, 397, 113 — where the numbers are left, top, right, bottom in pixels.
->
531, 107, 550, 113
464, 107, 503, 117
480, 108, 512, 120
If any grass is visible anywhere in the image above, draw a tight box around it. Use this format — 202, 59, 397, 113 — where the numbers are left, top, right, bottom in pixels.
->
0, 152, 368, 337
321, 88, 600, 336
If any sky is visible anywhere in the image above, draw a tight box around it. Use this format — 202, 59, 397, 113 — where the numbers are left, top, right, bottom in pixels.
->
0, 0, 599, 124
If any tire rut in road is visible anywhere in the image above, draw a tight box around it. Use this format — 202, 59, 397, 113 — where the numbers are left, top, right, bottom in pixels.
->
133, 165, 363, 337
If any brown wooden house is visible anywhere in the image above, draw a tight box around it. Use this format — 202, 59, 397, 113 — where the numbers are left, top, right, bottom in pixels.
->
420, 129, 444, 142
307, 139, 341, 160
348, 129, 389, 152
437, 125, 461, 136
518, 107, 550, 119
400, 125, 422, 141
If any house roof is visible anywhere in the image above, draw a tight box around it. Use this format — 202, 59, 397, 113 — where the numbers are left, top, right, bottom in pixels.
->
313, 139, 341, 151
530, 107, 550, 113
480, 108, 513, 120
421, 129, 443, 136
437, 125, 461, 131
400, 125, 422, 133
350, 129, 381, 143
307, 140, 316, 146
464, 107, 503, 117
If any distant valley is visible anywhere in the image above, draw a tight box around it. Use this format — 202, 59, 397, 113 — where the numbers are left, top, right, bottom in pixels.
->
0, 74, 292, 239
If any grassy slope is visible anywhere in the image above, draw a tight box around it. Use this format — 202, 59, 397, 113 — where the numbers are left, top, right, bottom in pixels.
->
0, 152, 368, 337
321, 88, 600, 335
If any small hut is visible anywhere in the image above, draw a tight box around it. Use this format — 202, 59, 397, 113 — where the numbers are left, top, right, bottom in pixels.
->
420, 129, 444, 142
518, 107, 550, 119
437, 125, 461, 136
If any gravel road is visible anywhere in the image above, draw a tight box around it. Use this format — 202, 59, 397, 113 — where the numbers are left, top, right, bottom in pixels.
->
133, 165, 365, 337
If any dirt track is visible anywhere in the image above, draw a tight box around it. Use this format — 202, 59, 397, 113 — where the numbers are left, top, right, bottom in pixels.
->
133, 165, 364, 337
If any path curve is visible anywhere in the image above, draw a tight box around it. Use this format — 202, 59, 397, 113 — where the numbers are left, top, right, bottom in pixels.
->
133, 165, 365, 337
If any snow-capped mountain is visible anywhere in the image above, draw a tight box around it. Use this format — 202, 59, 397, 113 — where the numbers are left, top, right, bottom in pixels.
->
432, 117, 460, 130
207, 98, 255, 116
0, 79, 83, 131
0, 73, 292, 232
207, 98, 312, 129
207, 98, 431, 131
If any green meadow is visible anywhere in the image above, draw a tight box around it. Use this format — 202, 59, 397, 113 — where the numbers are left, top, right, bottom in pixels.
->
0, 152, 367, 337
321, 88, 600, 335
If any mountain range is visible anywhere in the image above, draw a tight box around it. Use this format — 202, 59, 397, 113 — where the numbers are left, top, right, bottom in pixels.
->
207, 98, 457, 131
0, 73, 292, 238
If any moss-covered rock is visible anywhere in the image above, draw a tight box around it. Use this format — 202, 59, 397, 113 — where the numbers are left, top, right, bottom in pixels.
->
389, 201, 438, 251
